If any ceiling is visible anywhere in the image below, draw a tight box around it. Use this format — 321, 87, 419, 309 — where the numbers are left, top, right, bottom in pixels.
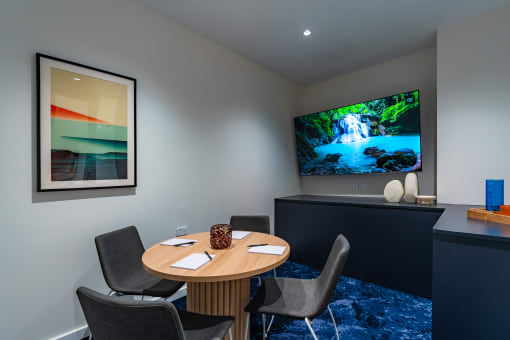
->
138, 0, 510, 85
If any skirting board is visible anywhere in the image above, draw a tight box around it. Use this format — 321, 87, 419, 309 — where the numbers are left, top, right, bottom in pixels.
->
49, 285, 187, 340
48, 325, 89, 340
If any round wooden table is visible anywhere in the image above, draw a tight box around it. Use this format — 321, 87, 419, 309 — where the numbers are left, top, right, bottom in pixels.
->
142, 232, 290, 340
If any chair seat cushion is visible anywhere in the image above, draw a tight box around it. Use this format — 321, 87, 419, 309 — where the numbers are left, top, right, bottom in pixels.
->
142, 277, 184, 298
245, 277, 320, 319
115, 270, 185, 298
178, 310, 234, 340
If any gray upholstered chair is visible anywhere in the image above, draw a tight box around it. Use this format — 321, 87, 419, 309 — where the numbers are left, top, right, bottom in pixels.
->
230, 215, 270, 234
244, 234, 350, 340
229, 216, 273, 281
77, 287, 234, 340
230, 215, 276, 330
95, 226, 184, 299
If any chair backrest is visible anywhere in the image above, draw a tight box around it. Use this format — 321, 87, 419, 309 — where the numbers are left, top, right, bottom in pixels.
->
95, 226, 145, 292
312, 234, 350, 319
229, 215, 270, 234
77, 287, 186, 340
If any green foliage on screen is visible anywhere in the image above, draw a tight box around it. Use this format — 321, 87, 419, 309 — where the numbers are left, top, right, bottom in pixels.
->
380, 91, 420, 123
294, 90, 421, 171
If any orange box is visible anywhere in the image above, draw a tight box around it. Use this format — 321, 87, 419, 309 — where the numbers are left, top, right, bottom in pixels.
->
499, 205, 510, 216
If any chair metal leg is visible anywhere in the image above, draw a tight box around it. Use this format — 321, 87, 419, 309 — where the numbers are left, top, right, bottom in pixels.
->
228, 327, 233, 340
255, 269, 277, 336
165, 282, 187, 303
262, 313, 267, 339
244, 312, 250, 340
108, 290, 125, 298
328, 305, 339, 340
267, 315, 275, 333
304, 318, 318, 340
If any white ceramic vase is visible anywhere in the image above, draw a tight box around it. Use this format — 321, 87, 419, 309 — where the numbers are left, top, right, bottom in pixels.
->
384, 180, 404, 203
404, 173, 419, 203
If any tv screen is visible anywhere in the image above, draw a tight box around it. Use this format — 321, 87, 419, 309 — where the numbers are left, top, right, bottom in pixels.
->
295, 90, 422, 175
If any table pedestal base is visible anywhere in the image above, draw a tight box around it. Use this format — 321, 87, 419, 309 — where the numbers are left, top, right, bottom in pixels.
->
187, 278, 250, 340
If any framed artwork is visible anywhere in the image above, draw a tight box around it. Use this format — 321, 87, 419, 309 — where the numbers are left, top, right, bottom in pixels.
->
37, 53, 136, 191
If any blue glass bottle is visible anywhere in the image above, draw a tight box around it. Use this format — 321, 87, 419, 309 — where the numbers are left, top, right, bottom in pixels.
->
486, 179, 504, 211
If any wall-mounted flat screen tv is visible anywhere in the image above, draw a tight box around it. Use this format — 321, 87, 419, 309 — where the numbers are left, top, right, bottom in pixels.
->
295, 90, 422, 175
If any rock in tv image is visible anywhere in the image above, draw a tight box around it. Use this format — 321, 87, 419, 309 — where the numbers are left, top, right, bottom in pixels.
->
295, 90, 422, 175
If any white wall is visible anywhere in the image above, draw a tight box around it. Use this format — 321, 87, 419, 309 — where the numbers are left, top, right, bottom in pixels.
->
437, 6, 510, 205
299, 48, 437, 196
0, 0, 300, 339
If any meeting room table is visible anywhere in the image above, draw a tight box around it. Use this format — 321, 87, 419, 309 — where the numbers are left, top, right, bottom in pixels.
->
142, 231, 290, 340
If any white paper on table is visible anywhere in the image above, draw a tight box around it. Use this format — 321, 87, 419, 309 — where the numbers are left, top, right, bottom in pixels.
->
171, 253, 216, 270
160, 238, 197, 247
232, 231, 251, 239
248, 245, 286, 255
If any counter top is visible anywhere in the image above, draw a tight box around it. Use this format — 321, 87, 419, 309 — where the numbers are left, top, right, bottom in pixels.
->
276, 195, 510, 243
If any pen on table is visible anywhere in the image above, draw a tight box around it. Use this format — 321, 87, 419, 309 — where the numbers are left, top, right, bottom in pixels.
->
204, 250, 213, 261
173, 241, 196, 247
247, 243, 268, 248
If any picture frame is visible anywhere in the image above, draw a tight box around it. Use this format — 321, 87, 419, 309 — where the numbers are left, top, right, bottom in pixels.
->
37, 53, 137, 191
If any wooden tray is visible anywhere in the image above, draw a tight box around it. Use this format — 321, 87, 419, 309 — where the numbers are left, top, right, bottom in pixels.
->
467, 208, 510, 226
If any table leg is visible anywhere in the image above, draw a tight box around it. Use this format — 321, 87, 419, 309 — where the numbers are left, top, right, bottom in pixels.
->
187, 278, 250, 340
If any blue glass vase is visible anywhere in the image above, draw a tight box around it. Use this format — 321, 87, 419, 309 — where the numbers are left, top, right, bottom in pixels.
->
486, 179, 504, 211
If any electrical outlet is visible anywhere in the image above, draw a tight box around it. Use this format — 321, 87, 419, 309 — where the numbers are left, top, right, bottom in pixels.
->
176, 225, 188, 237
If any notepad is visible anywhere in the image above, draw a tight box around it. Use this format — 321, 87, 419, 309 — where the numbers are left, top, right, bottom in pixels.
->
248, 245, 286, 255
232, 231, 251, 239
171, 253, 216, 270
160, 238, 197, 247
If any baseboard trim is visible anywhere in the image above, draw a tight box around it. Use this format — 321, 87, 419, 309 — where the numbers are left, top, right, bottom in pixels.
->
48, 325, 89, 340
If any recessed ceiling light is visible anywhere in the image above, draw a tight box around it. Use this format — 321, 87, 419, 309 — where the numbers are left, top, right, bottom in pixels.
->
73, 77, 81, 81
303, 29, 311, 37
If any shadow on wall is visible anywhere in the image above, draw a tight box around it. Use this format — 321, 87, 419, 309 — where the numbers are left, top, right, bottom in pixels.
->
32, 187, 136, 203
30, 54, 136, 203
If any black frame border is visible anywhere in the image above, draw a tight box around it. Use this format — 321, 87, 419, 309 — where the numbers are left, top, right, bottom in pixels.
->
293, 89, 424, 177
36, 53, 137, 192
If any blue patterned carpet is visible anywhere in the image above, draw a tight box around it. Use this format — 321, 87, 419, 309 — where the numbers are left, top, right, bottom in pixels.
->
174, 261, 431, 339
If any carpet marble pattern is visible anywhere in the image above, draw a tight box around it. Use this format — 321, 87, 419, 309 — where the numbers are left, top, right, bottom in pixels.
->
173, 261, 431, 339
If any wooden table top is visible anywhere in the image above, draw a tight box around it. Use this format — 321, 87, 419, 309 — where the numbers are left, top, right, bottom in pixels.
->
142, 232, 290, 282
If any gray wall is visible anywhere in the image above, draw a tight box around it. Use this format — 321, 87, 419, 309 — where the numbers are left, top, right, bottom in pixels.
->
437, 5, 510, 205
0, 0, 300, 339
299, 48, 437, 196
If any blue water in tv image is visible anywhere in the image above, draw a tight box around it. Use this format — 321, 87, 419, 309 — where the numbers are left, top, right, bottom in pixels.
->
295, 91, 422, 175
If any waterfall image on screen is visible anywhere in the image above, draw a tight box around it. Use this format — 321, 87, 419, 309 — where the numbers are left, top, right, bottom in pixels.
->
295, 90, 422, 175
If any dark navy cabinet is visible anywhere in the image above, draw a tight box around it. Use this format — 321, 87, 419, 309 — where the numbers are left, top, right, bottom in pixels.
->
433, 234, 510, 340
275, 195, 441, 298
